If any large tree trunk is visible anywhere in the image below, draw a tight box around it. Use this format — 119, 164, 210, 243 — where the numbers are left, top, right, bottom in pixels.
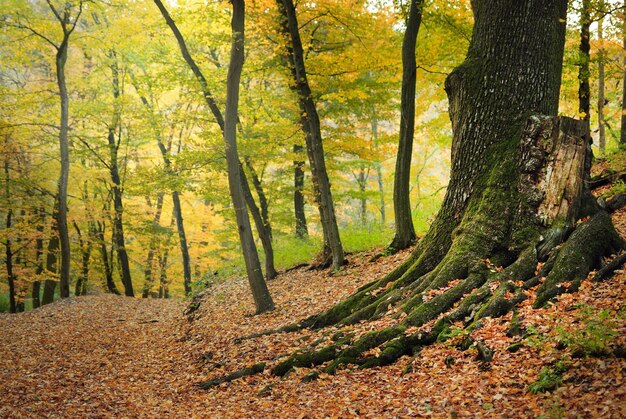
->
276, 0, 345, 270
389, 0, 424, 252
200, 0, 624, 386
223, 0, 274, 313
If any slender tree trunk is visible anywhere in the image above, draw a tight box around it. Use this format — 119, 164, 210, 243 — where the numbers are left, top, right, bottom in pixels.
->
357, 169, 367, 226
143, 193, 164, 298
73, 221, 91, 296
579, 0, 591, 121
276, 0, 345, 270
597, 13, 606, 157
158, 212, 175, 299
55, 35, 71, 300
154, 0, 274, 311
223, 0, 274, 313
389, 0, 424, 252
132, 78, 193, 296
293, 144, 308, 238
4, 210, 16, 313
241, 164, 278, 280
244, 158, 272, 241
372, 118, 385, 226
32, 205, 45, 309
621, 0, 626, 148
42, 201, 60, 306
96, 221, 119, 295
172, 191, 193, 294
107, 54, 134, 297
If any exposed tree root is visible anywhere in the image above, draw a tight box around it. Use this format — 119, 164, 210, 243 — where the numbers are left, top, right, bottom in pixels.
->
593, 251, 626, 282
206, 116, 625, 389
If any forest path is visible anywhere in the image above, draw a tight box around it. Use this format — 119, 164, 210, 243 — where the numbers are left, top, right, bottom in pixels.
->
0, 235, 625, 417
0, 294, 189, 417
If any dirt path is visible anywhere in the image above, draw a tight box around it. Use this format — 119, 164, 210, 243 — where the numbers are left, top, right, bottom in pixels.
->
0, 295, 190, 417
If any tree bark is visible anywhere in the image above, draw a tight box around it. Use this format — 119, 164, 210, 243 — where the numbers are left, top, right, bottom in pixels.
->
597, 12, 606, 157
276, 0, 345, 270
293, 144, 308, 239
389, 0, 424, 252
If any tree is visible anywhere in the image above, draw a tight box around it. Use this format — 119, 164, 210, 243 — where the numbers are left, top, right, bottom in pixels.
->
389, 0, 424, 252
619, 0, 626, 149
9, 1, 85, 300
275, 0, 345, 270
203, 0, 624, 385
154, 0, 275, 313
597, 3, 607, 157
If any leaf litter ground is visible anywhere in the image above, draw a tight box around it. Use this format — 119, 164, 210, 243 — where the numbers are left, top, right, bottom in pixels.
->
1, 216, 625, 417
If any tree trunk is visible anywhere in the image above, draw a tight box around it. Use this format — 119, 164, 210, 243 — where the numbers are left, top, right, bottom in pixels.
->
42, 201, 60, 306
372, 118, 385, 226
241, 164, 278, 280
172, 190, 193, 295
32, 205, 45, 309
579, 0, 591, 121
158, 212, 176, 299
201, 0, 624, 385
143, 193, 164, 298
107, 54, 134, 297
223, 0, 274, 313
293, 144, 308, 239
132, 76, 193, 296
96, 220, 119, 295
621, 0, 626, 148
4, 209, 16, 314
276, 0, 345, 270
55, 32, 71, 300
597, 13, 606, 157
154, 0, 274, 309
357, 168, 368, 226
389, 0, 424, 252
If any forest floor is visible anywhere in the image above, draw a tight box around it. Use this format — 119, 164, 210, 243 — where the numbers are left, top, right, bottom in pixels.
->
1, 215, 625, 417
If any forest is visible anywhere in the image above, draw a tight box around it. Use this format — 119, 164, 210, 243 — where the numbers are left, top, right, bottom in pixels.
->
1, 0, 626, 416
